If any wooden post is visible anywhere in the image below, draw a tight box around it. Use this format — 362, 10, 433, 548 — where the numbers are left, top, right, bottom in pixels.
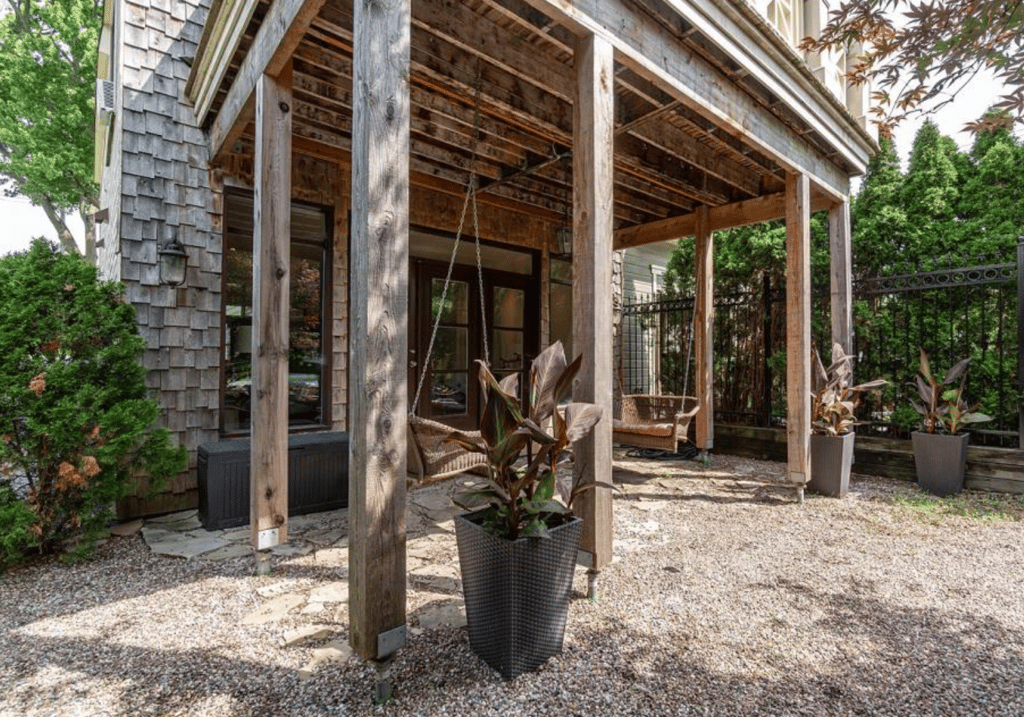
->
250, 61, 293, 551
829, 199, 852, 355
572, 33, 614, 576
348, 0, 410, 663
694, 205, 714, 450
785, 172, 811, 500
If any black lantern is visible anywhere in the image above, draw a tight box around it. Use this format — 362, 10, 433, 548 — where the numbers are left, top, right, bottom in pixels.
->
556, 225, 573, 256
556, 153, 572, 256
158, 224, 188, 286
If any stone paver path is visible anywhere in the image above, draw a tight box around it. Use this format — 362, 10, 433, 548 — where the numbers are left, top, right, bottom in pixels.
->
108, 476, 479, 679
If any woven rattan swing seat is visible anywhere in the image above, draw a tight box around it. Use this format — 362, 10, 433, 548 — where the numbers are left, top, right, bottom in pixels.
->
407, 415, 488, 486
612, 394, 700, 452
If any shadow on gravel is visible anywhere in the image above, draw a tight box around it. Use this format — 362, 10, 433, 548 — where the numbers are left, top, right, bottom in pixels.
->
4, 555, 1024, 716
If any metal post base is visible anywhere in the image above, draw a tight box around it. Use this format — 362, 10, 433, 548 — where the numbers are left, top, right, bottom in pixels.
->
253, 549, 273, 575
587, 569, 600, 602
372, 655, 396, 704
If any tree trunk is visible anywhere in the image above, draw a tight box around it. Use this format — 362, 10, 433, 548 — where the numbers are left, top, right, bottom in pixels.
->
37, 194, 96, 263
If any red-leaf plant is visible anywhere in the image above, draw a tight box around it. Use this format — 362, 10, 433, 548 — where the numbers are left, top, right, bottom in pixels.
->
811, 343, 887, 436
912, 348, 991, 435
445, 341, 609, 541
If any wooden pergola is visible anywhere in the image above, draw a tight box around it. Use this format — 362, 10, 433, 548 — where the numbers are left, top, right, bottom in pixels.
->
185, 0, 875, 663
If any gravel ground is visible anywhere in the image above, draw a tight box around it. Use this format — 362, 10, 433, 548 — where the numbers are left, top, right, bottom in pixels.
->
2, 452, 1024, 717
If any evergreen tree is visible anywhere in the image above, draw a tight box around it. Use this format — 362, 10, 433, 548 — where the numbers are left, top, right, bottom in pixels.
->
901, 121, 961, 262
959, 138, 1023, 257
851, 137, 907, 275
969, 110, 1018, 163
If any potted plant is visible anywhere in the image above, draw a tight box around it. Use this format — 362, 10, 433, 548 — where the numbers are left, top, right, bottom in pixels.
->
910, 349, 991, 496
808, 343, 886, 498
444, 340, 607, 680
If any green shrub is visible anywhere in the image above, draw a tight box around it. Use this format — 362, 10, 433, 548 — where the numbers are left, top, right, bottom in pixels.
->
0, 240, 186, 563
0, 484, 37, 568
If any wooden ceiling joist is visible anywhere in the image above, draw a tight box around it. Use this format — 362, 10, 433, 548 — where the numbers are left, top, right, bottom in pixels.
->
198, 0, 871, 236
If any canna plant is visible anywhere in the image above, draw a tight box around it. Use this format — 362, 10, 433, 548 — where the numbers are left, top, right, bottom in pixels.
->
810, 343, 887, 436
445, 341, 608, 541
912, 348, 991, 435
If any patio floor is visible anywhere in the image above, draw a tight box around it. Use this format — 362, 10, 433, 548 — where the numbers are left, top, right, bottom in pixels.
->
2, 451, 1023, 716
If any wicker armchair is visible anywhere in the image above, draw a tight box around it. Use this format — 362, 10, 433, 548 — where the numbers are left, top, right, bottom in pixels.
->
612, 394, 700, 452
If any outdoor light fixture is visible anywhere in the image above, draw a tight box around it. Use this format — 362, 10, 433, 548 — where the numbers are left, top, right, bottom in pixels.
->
556, 152, 573, 256
158, 224, 188, 286
556, 225, 573, 256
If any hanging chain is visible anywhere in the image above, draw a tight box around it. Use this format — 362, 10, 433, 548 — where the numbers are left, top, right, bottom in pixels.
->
472, 186, 489, 365
411, 70, 488, 412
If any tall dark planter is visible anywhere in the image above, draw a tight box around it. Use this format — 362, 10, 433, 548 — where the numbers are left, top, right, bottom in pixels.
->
809, 432, 854, 498
454, 511, 583, 680
912, 431, 970, 497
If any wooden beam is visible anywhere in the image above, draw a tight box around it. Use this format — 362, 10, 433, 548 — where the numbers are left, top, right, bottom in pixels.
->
572, 33, 614, 574
516, 0, 853, 198
312, 0, 752, 213
188, 0, 261, 121
674, 0, 875, 166
613, 191, 834, 249
290, 133, 564, 224
208, 0, 330, 161
250, 61, 293, 551
348, 0, 410, 662
693, 205, 714, 451
619, 118, 761, 197
785, 172, 811, 497
829, 199, 852, 354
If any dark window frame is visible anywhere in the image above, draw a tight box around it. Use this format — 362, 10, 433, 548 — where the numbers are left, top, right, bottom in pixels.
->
218, 188, 334, 437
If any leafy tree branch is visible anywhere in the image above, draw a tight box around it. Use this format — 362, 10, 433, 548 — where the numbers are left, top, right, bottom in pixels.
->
0, 0, 101, 260
800, 0, 1024, 136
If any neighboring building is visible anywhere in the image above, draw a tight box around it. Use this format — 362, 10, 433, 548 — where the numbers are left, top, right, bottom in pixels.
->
618, 241, 675, 394
94, 0, 876, 519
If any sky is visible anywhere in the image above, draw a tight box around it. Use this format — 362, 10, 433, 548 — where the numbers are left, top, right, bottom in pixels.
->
0, 64, 1011, 258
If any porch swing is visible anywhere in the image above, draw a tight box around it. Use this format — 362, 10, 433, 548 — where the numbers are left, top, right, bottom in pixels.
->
613, 309, 701, 454
406, 121, 491, 485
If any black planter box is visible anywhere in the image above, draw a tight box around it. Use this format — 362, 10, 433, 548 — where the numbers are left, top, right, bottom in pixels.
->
455, 510, 582, 680
912, 431, 969, 497
198, 431, 349, 530
809, 432, 854, 498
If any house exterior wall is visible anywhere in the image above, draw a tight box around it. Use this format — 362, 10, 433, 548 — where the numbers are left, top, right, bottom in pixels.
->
95, 0, 121, 281
618, 242, 676, 395
621, 241, 675, 300
98, 0, 222, 514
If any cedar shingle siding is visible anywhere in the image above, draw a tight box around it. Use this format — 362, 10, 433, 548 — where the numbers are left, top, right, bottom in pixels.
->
97, 0, 220, 514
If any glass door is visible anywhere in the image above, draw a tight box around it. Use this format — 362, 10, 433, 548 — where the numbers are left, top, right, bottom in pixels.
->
411, 258, 539, 429
491, 285, 526, 396
413, 263, 479, 430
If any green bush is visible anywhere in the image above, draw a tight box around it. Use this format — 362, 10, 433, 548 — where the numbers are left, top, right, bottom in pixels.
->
0, 484, 37, 566
0, 241, 186, 566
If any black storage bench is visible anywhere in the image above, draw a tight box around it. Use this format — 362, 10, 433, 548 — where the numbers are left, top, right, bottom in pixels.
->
198, 431, 349, 530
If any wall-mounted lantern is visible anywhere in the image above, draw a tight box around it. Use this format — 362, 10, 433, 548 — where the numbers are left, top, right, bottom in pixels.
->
158, 224, 188, 286
556, 226, 573, 256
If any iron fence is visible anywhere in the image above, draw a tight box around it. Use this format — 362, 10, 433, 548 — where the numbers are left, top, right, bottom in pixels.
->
619, 249, 1021, 448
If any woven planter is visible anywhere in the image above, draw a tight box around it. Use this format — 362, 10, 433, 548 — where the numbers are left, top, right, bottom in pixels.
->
808, 432, 854, 498
912, 431, 969, 497
454, 510, 582, 680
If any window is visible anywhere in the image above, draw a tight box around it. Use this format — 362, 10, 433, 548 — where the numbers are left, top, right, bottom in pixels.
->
650, 264, 666, 294
549, 257, 573, 359
221, 190, 331, 433
767, 0, 802, 48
